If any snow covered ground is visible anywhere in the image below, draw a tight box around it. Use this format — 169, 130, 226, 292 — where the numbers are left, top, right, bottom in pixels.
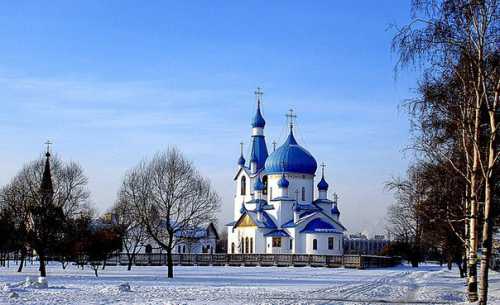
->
0, 263, 499, 305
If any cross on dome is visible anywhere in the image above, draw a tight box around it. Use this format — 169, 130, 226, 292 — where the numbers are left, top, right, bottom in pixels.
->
286, 109, 297, 130
320, 162, 326, 177
254, 87, 264, 106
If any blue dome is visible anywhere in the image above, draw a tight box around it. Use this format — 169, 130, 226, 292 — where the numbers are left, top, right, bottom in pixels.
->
237, 155, 246, 166
331, 203, 340, 215
264, 130, 317, 175
277, 174, 289, 188
317, 176, 329, 191
252, 104, 266, 128
254, 177, 265, 191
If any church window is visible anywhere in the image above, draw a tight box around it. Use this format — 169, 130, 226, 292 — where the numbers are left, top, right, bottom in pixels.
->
182, 245, 186, 253
289, 239, 293, 250
312, 239, 317, 250
145, 244, 153, 254
249, 238, 253, 253
328, 237, 334, 250
245, 237, 249, 254
231, 242, 235, 254
301, 187, 306, 201
178, 245, 181, 253
241, 176, 246, 195
272, 237, 281, 248
241, 237, 245, 253
269, 187, 273, 200
262, 176, 268, 195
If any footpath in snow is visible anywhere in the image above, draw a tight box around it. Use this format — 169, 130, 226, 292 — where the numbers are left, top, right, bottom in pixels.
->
0, 263, 499, 305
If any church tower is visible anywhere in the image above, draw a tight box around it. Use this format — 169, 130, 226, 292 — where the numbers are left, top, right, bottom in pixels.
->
233, 89, 269, 219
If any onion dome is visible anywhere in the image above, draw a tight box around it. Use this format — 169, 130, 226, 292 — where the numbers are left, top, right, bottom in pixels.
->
331, 203, 340, 215
251, 101, 266, 128
237, 155, 246, 166
254, 176, 265, 191
277, 174, 289, 188
237, 142, 246, 166
317, 176, 329, 191
264, 129, 317, 175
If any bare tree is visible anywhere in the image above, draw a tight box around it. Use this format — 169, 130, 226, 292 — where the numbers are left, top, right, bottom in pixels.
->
0, 153, 91, 277
392, 1, 498, 302
111, 198, 148, 270
125, 148, 220, 278
386, 168, 425, 267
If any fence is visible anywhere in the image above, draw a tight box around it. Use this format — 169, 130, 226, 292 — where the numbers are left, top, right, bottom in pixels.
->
102, 253, 401, 269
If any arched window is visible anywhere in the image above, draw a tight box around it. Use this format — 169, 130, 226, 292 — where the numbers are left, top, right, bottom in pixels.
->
182, 245, 186, 253
245, 237, 249, 254
241, 237, 245, 253
249, 238, 253, 254
262, 176, 268, 195
312, 239, 317, 250
301, 187, 306, 201
241, 176, 246, 195
231, 242, 235, 254
145, 244, 153, 254
269, 187, 273, 200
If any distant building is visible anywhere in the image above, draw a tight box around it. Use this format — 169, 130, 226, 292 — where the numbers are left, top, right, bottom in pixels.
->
138, 223, 219, 255
344, 234, 390, 255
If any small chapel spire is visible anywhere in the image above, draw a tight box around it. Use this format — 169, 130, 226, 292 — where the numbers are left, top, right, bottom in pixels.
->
237, 141, 246, 167
40, 140, 54, 204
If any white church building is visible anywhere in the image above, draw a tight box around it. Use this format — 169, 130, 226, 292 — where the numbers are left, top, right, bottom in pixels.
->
227, 90, 346, 255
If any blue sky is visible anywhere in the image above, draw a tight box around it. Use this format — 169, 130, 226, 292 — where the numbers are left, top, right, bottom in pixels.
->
0, 1, 417, 234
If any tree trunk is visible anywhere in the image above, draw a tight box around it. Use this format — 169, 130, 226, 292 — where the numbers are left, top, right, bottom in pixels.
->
478, 167, 494, 304
17, 248, 26, 273
467, 103, 481, 302
39, 254, 47, 277
167, 250, 173, 278
127, 253, 133, 271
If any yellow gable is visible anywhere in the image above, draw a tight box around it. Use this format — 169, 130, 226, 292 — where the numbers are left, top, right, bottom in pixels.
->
235, 214, 257, 228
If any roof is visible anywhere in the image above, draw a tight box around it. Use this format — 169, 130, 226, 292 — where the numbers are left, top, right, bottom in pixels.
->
175, 228, 208, 238
264, 130, 317, 175
246, 198, 274, 211
248, 135, 268, 172
282, 219, 296, 228
174, 223, 219, 240
300, 218, 343, 234
233, 210, 277, 229
264, 229, 291, 238
270, 196, 296, 202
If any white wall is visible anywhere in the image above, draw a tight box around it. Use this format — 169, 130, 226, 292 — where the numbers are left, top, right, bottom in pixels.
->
267, 173, 314, 203
305, 233, 343, 255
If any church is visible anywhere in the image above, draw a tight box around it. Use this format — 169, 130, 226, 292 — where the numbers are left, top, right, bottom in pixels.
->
227, 90, 346, 255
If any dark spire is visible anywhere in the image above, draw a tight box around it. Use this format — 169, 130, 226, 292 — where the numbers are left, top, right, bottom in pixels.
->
40, 141, 54, 205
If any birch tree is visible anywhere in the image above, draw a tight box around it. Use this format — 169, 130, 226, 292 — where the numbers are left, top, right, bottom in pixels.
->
392, 0, 498, 301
